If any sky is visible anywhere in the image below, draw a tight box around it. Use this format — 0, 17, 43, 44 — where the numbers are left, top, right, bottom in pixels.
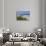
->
16, 11, 30, 16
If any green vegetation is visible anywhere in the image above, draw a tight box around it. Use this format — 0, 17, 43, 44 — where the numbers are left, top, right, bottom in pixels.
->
16, 16, 27, 20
